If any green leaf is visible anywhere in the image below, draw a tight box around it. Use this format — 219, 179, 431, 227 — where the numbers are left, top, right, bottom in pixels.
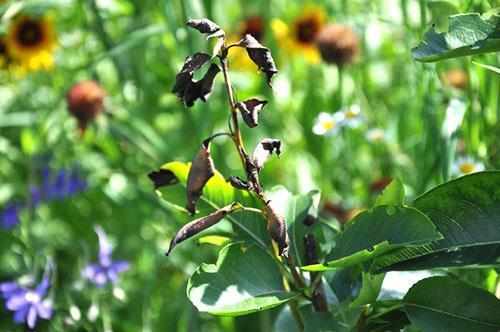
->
349, 272, 385, 308
366, 301, 410, 332
426, 0, 458, 31
302, 205, 442, 271
412, 13, 500, 62
299, 303, 360, 332
371, 172, 500, 272
404, 276, 500, 332
375, 177, 405, 207
267, 187, 321, 266
187, 243, 297, 316
472, 61, 500, 74
155, 162, 270, 248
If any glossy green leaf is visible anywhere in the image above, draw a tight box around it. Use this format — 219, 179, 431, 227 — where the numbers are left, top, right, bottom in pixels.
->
349, 272, 385, 308
187, 243, 297, 316
299, 303, 360, 332
302, 205, 441, 271
155, 162, 270, 247
375, 177, 404, 207
412, 13, 500, 62
404, 276, 500, 331
366, 301, 410, 332
371, 172, 500, 272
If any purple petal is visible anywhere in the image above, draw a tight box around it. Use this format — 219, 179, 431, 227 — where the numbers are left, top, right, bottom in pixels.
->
82, 264, 100, 279
29, 186, 42, 206
13, 305, 29, 323
1, 202, 22, 229
27, 305, 38, 329
110, 261, 131, 273
36, 302, 52, 319
95, 226, 113, 266
0, 281, 22, 298
35, 276, 50, 298
94, 272, 108, 287
6, 294, 28, 311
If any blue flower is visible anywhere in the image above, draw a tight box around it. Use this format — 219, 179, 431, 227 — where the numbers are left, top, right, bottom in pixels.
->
1, 202, 22, 229
83, 226, 130, 287
0, 265, 53, 329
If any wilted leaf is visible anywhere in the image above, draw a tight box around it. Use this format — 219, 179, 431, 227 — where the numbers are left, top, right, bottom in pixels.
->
304, 234, 329, 312
171, 53, 221, 107
228, 175, 251, 190
266, 200, 289, 256
166, 202, 239, 255
186, 138, 216, 215
412, 13, 500, 62
187, 18, 221, 34
147, 169, 178, 189
253, 138, 281, 171
236, 99, 268, 128
235, 34, 278, 86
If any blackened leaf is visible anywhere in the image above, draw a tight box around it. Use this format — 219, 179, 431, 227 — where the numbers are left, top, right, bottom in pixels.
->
187, 18, 221, 34
172, 53, 213, 107
186, 138, 216, 215
252, 138, 281, 171
235, 34, 278, 86
304, 234, 329, 312
236, 99, 268, 128
228, 176, 251, 190
198, 64, 221, 102
166, 202, 239, 255
266, 200, 289, 256
148, 169, 178, 189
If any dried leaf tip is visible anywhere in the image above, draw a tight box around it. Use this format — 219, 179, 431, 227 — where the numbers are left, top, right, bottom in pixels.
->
265, 200, 289, 256
235, 34, 277, 86
186, 138, 216, 215
187, 18, 221, 34
148, 169, 178, 190
236, 99, 268, 128
166, 202, 240, 256
252, 139, 281, 171
228, 175, 251, 190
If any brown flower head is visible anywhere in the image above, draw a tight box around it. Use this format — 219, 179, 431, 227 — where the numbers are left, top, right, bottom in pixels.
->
315, 24, 360, 66
67, 80, 106, 137
443, 69, 468, 91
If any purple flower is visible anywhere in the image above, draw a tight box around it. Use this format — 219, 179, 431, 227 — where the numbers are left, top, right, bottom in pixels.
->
1, 202, 22, 229
83, 226, 130, 287
67, 172, 87, 195
0, 265, 53, 329
29, 186, 42, 206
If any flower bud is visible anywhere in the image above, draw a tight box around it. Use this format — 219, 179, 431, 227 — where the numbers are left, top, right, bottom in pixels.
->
67, 80, 105, 137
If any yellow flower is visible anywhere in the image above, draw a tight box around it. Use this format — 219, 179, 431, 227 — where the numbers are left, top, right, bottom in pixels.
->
271, 4, 325, 64
5, 15, 57, 72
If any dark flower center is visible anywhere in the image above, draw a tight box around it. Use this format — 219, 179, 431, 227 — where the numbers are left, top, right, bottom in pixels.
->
0, 40, 7, 55
294, 16, 321, 44
17, 20, 43, 47
241, 16, 264, 41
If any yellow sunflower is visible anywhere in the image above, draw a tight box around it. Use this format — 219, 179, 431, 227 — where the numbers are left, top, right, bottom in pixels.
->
5, 15, 57, 72
228, 16, 266, 70
271, 4, 325, 64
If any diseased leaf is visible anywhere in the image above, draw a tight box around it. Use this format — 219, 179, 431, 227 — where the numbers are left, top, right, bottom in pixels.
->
404, 276, 500, 331
253, 138, 281, 171
166, 202, 240, 255
236, 99, 268, 128
412, 13, 500, 62
228, 175, 251, 190
234, 34, 278, 86
171, 53, 221, 107
147, 169, 178, 189
304, 234, 329, 312
187, 243, 297, 315
266, 200, 289, 256
186, 138, 216, 215
187, 18, 221, 34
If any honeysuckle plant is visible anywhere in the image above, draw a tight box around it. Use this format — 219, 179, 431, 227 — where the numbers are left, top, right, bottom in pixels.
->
149, 17, 500, 330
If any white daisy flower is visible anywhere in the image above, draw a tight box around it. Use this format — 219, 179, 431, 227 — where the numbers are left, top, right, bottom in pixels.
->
451, 156, 485, 177
365, 128, 385, 142
341, 104, 364, 128
312, 112, 344, 136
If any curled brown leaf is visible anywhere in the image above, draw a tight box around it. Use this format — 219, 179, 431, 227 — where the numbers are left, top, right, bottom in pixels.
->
147, 169, 179, 190
266, 200, 289, 256
187, 18, 221, 34
227, 175, 251, 190
166, 202, 240, 255
172, 53, 221, 107
236, 99, 268, 128
186, 138, 216, 215
234, 34, 277, 86
252, 138, 281, 171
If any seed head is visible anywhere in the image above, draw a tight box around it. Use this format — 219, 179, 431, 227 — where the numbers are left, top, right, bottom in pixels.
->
315, 24, 360, 66
67, 80, 105, 137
